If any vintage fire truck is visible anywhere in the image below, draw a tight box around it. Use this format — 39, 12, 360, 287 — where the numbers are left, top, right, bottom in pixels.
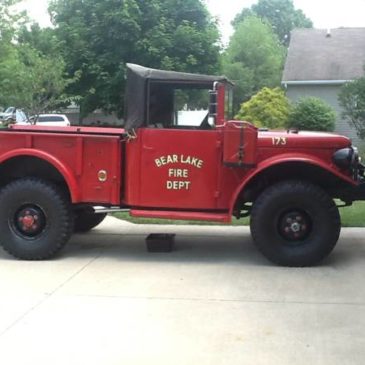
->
0, 64, 363, 266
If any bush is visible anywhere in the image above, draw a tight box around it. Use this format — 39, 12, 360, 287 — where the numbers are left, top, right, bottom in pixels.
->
235, 87, 290, 128
287, 97, 336, 131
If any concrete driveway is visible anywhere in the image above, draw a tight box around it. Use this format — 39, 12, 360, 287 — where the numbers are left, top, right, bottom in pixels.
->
0, 216, 364, 365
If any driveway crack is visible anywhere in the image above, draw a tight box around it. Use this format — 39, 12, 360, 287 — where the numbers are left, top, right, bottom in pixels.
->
0, 251, 102, 338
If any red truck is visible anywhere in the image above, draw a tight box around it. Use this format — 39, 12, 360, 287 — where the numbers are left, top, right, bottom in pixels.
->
0, 64, 363, 266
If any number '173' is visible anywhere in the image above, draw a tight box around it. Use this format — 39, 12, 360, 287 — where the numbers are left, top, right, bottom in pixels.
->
272, 137, 287, 146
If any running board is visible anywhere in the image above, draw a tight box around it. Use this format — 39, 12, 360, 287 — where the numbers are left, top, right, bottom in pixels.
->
129, 209, 231, 223
92, 207, 129, 214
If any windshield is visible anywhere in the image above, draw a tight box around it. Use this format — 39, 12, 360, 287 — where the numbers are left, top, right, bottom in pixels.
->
5, 107, 15, 113
225, 86, 234, 120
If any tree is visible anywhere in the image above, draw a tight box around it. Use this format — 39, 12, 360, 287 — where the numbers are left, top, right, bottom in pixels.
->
0, 0, 26, 109
0, 0, 25, 43
18, 23, 61, 57
0, 45, 28, 108
0, 1, 71, 116
49, 0, 221, 119
287, 97, 336, 132
19, 46, 75, 117
0, 0, 24, 94
233, 0, 312, 46
338, 77, 365, 139
17, 23, 74, 115
0, 44, 74, 117
223, 16, 285, 112
235, 87, 290, 128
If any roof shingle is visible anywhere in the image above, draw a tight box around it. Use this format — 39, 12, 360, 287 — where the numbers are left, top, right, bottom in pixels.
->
282, 28, 365, 83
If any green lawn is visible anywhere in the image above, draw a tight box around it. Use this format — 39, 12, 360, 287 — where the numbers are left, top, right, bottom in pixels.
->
113, 201, 365, 227
340, 201, 365, 227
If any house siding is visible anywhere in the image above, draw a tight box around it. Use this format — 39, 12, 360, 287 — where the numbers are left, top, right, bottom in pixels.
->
286, 84, 363, 147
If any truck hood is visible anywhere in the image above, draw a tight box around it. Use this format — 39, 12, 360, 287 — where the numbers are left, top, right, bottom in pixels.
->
258, 130, 352, 149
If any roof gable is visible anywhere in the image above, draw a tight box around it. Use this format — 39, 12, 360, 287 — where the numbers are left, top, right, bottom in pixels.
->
282, 28, 365, 83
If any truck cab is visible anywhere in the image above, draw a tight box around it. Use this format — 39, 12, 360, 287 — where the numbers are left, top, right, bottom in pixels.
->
123, 64, 254, 217
0, 64, 363, 266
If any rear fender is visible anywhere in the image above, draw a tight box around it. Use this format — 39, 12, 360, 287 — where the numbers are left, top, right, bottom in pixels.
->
0, 148, 80, 202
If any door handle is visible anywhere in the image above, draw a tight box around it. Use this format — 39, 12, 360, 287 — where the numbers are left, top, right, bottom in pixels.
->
143, 145, 155, 151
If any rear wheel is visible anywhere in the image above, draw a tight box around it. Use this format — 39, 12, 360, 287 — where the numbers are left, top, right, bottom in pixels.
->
0, 178, 73, 260
250, 180, 341, 266
74, 210, 107, 233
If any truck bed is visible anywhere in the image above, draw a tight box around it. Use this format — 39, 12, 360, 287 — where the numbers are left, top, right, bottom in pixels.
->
0, 126, 124, 205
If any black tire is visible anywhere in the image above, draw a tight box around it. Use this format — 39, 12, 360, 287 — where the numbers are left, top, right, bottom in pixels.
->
250, 180, 341, 267
0, 178, 73, 260
74, 210, 107, 233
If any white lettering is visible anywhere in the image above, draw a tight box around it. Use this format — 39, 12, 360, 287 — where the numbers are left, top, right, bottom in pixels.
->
166, 180, 191, 190
155, 158, 162, 167
168, 168, 189, 178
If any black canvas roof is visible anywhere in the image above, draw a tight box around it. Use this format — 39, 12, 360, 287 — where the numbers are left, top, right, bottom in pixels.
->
125, 63, 231, 130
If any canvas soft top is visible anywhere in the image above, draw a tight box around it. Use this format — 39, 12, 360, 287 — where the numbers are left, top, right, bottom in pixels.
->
125, 63, 231, 130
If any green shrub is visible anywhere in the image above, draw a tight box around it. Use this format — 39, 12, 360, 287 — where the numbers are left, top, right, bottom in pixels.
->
287, 97, 336, 131
235, 87, 290, 128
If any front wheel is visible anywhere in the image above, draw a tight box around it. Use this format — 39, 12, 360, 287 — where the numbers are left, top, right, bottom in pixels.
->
0, 178, 73, 260
250, 180, 341, 267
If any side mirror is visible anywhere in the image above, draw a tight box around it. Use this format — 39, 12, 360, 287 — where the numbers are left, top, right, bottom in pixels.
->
208, 90, 217, 117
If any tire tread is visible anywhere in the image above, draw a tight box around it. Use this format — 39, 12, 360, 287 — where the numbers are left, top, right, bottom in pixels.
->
250, 180, 341, 266
0, 178, 73, 260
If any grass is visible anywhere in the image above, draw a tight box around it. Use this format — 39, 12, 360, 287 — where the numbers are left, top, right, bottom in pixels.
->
113, 201, 365, 227
340, 201, 365, 227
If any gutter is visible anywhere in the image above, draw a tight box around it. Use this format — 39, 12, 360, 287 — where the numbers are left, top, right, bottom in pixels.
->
282, 80, 351, 87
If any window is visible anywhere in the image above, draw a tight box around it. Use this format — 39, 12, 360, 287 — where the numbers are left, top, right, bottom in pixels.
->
225, 86, 234, 120
5, 107, 15, 114
38, 116, 64, 122
147, 84, 213, 129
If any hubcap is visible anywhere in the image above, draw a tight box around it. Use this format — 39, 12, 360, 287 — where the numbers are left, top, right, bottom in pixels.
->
278, 210, 312, 241
13, 205, 46, 238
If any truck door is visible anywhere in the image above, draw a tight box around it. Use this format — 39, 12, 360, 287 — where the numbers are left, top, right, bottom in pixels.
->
136, 127, 221, 209
123, 81, 226, 210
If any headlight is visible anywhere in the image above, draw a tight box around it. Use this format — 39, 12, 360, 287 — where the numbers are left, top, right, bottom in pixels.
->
333, 147, 356, 169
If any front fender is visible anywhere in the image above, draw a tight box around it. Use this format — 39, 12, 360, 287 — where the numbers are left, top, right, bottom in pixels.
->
0, 148, 80, 202
229, 152, 356, 216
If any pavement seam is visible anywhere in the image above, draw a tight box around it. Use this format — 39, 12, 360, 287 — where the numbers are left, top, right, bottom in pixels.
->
0, 251, 103, 338
62, 293, 365, 307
